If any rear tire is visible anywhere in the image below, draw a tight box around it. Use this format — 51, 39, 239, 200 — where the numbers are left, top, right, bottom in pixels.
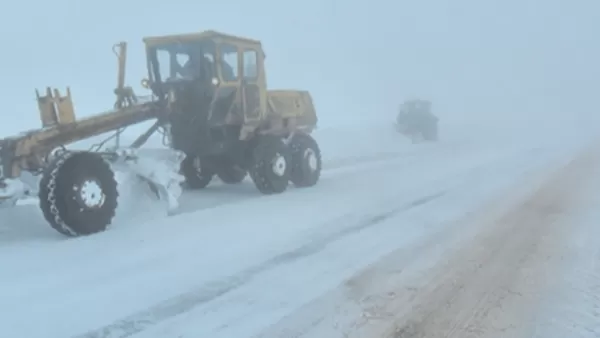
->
39, 151, 118, 237
181, 155, 214, 189
289, 133, 322, 188
249, 136, 291, 194
215, 160, 247, 184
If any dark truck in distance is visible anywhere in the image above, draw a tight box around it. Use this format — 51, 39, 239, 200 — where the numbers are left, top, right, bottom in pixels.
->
395, 99, 439, 143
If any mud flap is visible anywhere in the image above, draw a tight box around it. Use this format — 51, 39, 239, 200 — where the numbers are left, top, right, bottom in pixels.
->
112, 148, 186, 215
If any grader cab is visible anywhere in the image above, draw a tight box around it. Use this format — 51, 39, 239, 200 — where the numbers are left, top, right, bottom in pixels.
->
141, 30, 320, 194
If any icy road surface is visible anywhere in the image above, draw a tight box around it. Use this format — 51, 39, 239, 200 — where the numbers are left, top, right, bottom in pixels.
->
1, 123, 599, 338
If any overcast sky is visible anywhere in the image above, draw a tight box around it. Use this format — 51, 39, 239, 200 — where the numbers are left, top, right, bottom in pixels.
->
0, 0, 598, 135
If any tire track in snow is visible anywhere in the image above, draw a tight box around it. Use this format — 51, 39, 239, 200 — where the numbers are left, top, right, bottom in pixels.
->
0, 139, 571, 338
74, 191, 448, 338
142, 142, 567, 338
344, 144, 600, 338
247, 142, 598, 338
76, 145, 556, 338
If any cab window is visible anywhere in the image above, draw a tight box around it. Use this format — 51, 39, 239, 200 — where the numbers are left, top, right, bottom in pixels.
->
243, 50, 258, 80
220, 44, 239, 81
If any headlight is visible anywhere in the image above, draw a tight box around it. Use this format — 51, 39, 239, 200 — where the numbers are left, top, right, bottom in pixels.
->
211, 77, 219, 86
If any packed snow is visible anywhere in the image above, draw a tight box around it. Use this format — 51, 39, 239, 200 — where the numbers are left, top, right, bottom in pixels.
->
1, 119, 600, 338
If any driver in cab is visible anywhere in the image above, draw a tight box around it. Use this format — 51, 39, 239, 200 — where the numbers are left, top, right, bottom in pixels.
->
177, 55, 217, 81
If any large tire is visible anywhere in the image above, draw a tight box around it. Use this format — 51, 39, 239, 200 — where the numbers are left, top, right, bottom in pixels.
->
38, 151, 118, 237
216, 164, 247, 184
181, 155, 214, 189
249, 136, 291, 194
289, 133, 322, 188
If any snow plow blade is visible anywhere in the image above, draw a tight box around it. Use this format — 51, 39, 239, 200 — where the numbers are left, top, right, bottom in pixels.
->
111, 148, 186, 215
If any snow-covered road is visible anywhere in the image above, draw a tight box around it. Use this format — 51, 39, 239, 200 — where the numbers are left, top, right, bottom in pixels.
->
0, 123, 598, 338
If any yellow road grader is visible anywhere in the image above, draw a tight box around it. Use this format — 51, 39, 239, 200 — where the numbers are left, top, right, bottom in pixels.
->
0, 30, 322, 237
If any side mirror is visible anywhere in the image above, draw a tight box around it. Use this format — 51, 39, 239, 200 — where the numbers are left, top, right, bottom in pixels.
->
141, 78, 150, 89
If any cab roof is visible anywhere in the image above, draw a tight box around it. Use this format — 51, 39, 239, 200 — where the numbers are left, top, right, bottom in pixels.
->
143, 30, 262, 48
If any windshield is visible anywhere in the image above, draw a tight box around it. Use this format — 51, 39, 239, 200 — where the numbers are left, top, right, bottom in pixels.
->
148, 40, 216, 84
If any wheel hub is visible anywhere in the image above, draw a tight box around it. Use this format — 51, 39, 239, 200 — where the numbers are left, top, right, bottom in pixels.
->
77, 179, 105, 209
272, 154, 287, 177
305, 149, 318, 172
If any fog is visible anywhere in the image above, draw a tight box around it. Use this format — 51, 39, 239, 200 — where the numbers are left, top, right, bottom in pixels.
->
1, 0, 598, 136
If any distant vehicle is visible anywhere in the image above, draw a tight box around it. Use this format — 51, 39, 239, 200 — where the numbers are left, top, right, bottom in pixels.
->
395, 99, 439, 143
